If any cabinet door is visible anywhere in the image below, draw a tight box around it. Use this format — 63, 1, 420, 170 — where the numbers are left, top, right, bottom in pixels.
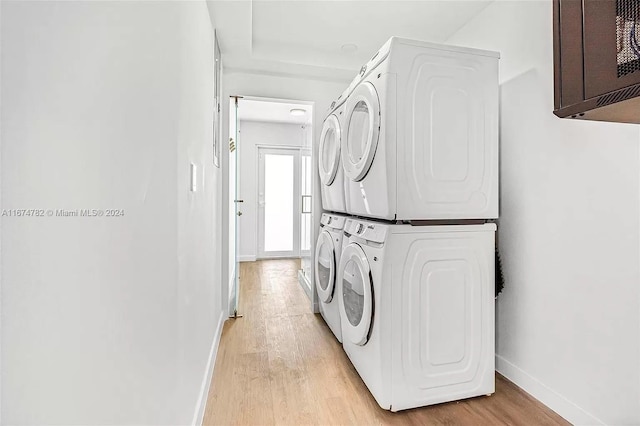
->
584, 0, 640, 98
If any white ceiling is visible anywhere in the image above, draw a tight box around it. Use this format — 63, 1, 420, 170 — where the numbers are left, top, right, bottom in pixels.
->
237, 99, 312, 124
207, 1, 494, 82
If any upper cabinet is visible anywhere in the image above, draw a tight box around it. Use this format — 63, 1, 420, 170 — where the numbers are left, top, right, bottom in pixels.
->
554, 0, 640, 123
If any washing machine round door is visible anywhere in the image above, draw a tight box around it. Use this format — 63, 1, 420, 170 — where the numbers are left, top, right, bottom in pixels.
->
338, 243, 373, 345
318, 114, 341, 186
315, 230, 336, 303
342, 82, 381, 182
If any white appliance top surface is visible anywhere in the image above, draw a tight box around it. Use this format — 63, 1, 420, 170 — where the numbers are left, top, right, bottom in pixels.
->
343, 36, 500, 102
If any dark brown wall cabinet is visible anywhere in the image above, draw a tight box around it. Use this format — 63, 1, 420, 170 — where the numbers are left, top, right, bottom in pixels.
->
554, 0, 640, 123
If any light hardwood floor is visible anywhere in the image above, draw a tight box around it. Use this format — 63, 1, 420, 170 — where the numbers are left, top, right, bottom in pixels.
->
203, 259, 569, 426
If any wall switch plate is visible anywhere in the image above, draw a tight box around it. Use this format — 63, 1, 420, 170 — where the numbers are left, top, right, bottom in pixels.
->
190, 163, 197, 192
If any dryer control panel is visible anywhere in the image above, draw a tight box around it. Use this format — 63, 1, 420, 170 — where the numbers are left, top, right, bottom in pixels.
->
348, 38, 393, 91
327, 86, 350, 114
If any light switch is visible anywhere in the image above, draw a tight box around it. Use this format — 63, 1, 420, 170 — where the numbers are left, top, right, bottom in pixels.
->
190, 163, 197, 192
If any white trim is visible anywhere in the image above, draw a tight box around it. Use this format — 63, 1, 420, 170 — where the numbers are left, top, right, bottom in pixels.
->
239, 95, 315, 107
227, 266, 236, 318
224, 67, 352, 85
496, 355, 604, 426
238, 255, 256, 262
257, 254, 302, 260
298, 270, 312, 300
192, 312, 226, 426
221, 74, 233, 327
254, 143, 304, 151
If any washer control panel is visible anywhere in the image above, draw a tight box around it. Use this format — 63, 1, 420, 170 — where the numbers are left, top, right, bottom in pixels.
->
344, 219, 387, 244
321, 213, 346, 231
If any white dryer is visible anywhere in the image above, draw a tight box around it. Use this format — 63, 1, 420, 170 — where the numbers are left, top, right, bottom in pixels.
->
342, 37, 499, 221
314, 213, 347, 342
318, 91, 349, 213
337, 218, 496, 411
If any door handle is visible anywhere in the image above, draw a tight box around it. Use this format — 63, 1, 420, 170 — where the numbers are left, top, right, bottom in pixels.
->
234, 199, 244, 203
237, 211, 243, 216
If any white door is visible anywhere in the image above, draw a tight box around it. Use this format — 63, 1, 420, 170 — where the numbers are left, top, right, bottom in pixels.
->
342, 82, 381, 182
314, 230, 336, 303
228, 96, 241, 317
258, 147, 301, 258
338, 243, 374, 345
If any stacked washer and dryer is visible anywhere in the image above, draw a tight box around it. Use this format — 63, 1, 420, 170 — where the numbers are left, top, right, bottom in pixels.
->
315, 37, 499, 411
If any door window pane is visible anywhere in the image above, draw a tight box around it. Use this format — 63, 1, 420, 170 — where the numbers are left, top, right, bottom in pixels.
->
342, 259, 366, 326
347, 101, 370, 163
264, 154, 294, 252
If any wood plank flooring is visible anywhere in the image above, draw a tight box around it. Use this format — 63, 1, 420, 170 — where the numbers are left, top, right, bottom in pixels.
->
203, 259, 569, 426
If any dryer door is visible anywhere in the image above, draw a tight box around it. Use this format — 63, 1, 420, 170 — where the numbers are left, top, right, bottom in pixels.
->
318, 114, 341, 186
342, 82, 381, 182
315, 230, 336, 302
338, 243, 373, 345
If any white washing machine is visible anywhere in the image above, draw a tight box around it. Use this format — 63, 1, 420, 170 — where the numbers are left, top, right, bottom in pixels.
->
337, 218, 496, 411
341, 37, 499, 221
318, 90, 349, 213
314, 213, 347, 342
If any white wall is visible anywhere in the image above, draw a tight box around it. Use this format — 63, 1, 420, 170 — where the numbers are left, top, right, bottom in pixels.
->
237, 120, 306, 260
175, 4, 224, 424
0, 0, 4, 416
447, 2, 640, 424
1, 1, 224, 424
221, 72, 347, 312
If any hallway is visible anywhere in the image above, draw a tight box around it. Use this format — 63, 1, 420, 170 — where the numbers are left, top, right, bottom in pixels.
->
203, 260, 569, 425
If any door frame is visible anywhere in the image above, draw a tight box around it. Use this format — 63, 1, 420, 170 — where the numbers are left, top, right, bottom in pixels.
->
221, 93, 318, 320
257, 145, 302, 259
300, 147, 312, 259
228, 96, 242, 317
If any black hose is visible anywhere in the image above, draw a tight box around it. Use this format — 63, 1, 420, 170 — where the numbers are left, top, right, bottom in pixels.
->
495, 248, 504, 298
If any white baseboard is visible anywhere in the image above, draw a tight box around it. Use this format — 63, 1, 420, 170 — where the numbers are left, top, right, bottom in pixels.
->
238, 255, 256, 262
192, 311, 226, 426
496, 355, 604, 425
